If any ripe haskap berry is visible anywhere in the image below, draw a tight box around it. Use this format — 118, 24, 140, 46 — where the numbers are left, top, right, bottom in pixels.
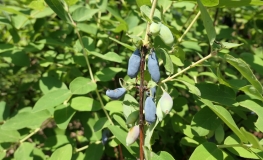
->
159, 92, 173, 114
144, 97, 156, 124
126, 110, 139, 124
148, 51, 160, 83
126, 125, 139, 146
102, 129, 110, 145
150, 22, 161, 36
159, 24, 174, 46
127, 49, 141, 78
106, 88, 126, 100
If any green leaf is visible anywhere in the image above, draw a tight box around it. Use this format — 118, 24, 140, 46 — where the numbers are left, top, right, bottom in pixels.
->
0, 146, 5, 160
69, 77, 97, 95
0, 129, 20, 143
33, 89, 72, 112
70, 97, 101, 111
94, 67, 123, 82
200, 0, 219, 6
136, 0, 151, 7
107, 125, 139, 157
224, 134, 259, 159
240, 127, 263, 151
158, 151, 175, 160
239, 85, 263, 102
200, 99, 247, 143
196, 83, 236, 106
104, 101, 123, 114
140, 5, 161, 21
157, 48, 174, 75
170, 55, 184, 66
0, 101, 9, 121
72, 7, 99, 22
144, 121, 159, 149
215, 124, 225, 144
221, 42, 243, 49
14, 142, 34, 160
122, 94, 139, 119
54, 104, 76, 130
197, 0, 216, 45
28, 0, 46, 10
93, 117, 110, 132
175, 79, 201, 96
77, 23, 98, 36
109, 37, 136, 51
113, 114, 128, 131
1, 110, 51, 130
191, 106, 221, 136
238, 100, 263, 133
44, 0, 71, 22
189, 142, 223, 160
49, 144, 72, 160
83, 143, 104, 160
240, 52, 263, 77
218, 0, 263, 7
225, 54, 263, 94
44, 135, 72, 149
90, 52, 124, 63
39, 76, 68, 94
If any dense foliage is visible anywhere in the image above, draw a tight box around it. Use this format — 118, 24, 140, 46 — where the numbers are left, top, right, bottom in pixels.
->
1, 0, 263, 159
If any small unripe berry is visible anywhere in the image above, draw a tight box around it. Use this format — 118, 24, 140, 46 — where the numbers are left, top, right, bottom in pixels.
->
126, 125, 139, 146
159, 92, 173, 114
159, 24, 174, 46
149, 22, 161, 36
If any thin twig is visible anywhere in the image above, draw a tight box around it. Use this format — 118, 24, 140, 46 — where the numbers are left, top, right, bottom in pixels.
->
161, 52, 215, 83
139, 0, 158, 160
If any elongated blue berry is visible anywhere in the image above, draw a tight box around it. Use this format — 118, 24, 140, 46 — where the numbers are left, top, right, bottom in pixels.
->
146, 86, 156, 98
148, 51, 160, 83
127, 49, 141, 78
106, 88, 126, 100
144, 97, 156, 124
102, 129, 110, 145
126, 125, 139, 146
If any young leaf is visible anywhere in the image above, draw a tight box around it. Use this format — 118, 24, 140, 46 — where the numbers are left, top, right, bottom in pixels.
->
197, 0, 216, 45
